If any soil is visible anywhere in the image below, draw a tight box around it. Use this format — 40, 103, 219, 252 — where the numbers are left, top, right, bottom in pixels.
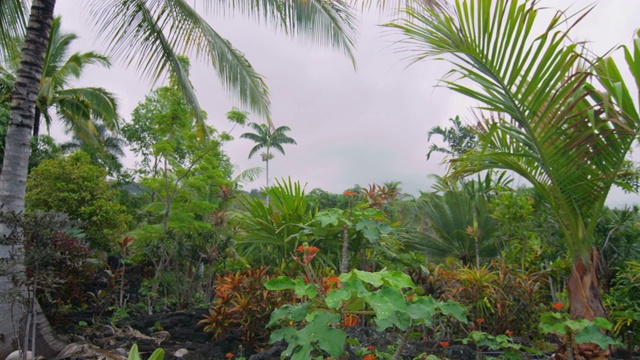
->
53, 309, 639, 360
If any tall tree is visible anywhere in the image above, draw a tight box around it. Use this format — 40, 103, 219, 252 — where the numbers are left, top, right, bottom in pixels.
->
389, 1, 640, 358
240, 122, 297, 190
61, 123, 125, 175
0, 15, 119, 145
0, 0, 355, 357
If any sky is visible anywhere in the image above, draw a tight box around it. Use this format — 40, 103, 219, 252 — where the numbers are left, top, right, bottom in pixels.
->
51, 0, 640, 206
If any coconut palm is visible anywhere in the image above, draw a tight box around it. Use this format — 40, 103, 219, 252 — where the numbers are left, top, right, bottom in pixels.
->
240, 122, 297, 190
389, 1, 640, 358
0, 0, 354, 356
0, 0, 356, 226
60, 123, 126, 175
0, 16, 119, 142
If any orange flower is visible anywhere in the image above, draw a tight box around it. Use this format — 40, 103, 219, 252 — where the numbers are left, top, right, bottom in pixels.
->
225, 354, 234, 359
325, 276, 340, 284
552, 302, 564, 310
476, 318, 484, 324
363, 354, 376, 360
322, 276, 342, 293
295, 244, 320, 265
439, 341, 449, 348
343, 191, 357, 196
343, 314, 359, 327
367, 345, 375, 351
505, 330, 513, 337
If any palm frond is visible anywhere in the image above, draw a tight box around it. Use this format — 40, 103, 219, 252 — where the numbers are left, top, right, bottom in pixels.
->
388, 0, 637, 260
0, 0, 28, 61
89, 0, 270, 125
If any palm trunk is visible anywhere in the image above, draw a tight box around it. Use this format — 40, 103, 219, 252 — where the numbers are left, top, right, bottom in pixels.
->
0, 1, 67, 358
565, 249, 610, 360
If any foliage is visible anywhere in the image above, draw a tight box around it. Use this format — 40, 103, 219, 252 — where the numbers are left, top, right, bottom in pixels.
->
426, 115, 478, 161
0, 211, 94, 323
199, 266, 294, 346
1, 16, 119, 141
234, 179, 315, 269
265, 245, 468, 360
123, 66, 234, 231
240, 121, 297, 189
414, 260, 550, 339
539, 307, 618, 350
417, 190, 497, 266
61, 123, 125, 176
0, 102, 61, 171
604, 261, 640, 344
25, 151, 131, 251
594, 207, 640, 289
127, 344, 164, 360
129, 228, 234, 312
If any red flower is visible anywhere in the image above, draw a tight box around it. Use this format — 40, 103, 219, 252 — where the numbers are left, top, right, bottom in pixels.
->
325, 276, 340, 284
343, 190, 357, 196
363, 354, 376, 360
322, 276, 342, 293
476, 318, 484, 324
505, 330, 513, 337
367, 345, 375, 351
295, 244, 320, 265
439, 341, 449, 348
225, 354, 234, 359
552, 302, 564, 310
343, 314, 359, 327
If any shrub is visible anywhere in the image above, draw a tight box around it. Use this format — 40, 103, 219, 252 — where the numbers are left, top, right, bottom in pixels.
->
199, 266, 294, 346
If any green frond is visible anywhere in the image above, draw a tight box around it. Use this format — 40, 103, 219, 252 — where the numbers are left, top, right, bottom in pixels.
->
0, 0, 27, 60
389, 0, 639, 262
89, 0, 270, 124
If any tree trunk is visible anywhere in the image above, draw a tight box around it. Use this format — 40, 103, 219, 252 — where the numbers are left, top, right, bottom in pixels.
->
0, 1, 67, 358
340, 226, 349, 274
564, 249, 610, 360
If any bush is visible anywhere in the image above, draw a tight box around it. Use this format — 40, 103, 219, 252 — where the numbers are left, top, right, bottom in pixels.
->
199, 266, 295, 346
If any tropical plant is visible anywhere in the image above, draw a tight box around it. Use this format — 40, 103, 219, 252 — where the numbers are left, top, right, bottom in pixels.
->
0, 16, 119, 141
25, 151, 131, 251
234, 178, 315, 269
123, 61, 234, 231
240, 122, 297, 191
61, 123, 125, 175
426, 115, 478, 161
418, 190, 497, 266
389, 1, 640, 358
199, 266, 295, 346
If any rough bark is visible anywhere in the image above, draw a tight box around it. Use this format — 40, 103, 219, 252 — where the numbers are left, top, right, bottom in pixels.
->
563, 249, 610, 360
0, 1, 67, 358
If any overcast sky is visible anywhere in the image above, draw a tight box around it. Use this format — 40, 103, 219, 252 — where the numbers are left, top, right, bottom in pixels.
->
51, 0, 640, 206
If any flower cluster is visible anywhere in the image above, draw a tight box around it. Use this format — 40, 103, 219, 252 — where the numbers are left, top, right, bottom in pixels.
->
293, 243, 320, 266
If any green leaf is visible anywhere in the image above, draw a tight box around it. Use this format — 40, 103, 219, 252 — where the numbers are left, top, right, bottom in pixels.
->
269, 326, 297, 343
353, 269, 383, 287
593, 317, 613, 331
128, 344, 140, 360
325, 288, 351, 309
438, 300, 468, 323
379, 269, 416, 289
267, 303, 310, 327
265, 276, 297, 290
148, 348, 165, 360
575, 325, 619, 348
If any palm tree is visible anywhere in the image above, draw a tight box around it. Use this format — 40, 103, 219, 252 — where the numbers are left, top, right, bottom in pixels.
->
61, 123, 126, 175
389, 1, 640, 358
0, 1, 354, 357
241, 122, 297, 190
0, 16, 119, 143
